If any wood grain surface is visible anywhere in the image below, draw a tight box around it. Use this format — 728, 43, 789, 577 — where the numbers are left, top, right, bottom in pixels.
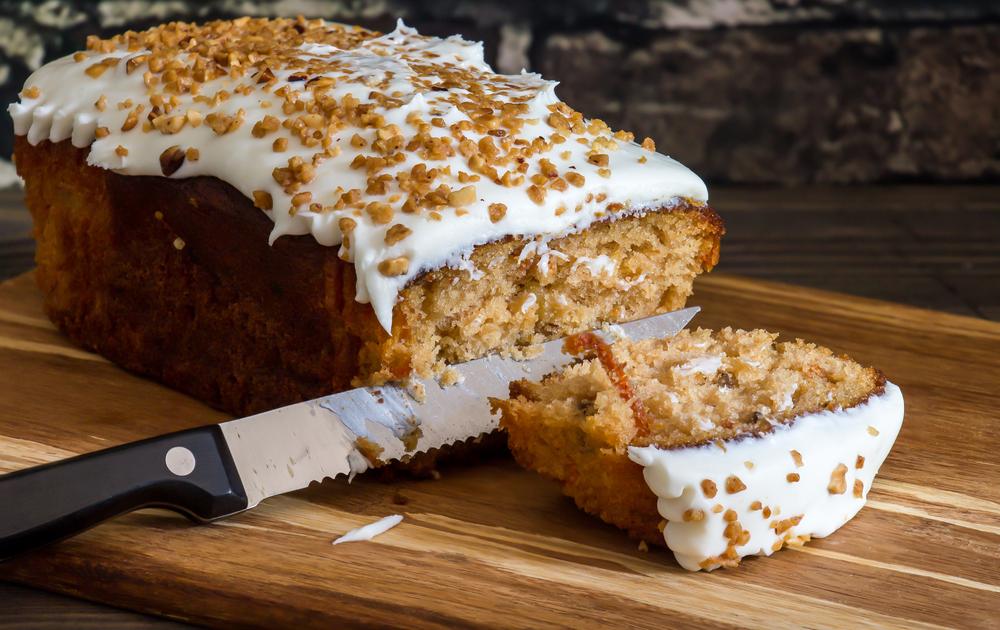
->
0, 271, 997, 628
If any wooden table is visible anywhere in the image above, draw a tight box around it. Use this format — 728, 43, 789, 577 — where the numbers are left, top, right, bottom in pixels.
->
1, 185, 998, 628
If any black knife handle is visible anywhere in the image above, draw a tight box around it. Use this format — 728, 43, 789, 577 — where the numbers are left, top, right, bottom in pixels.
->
0, 425, 248, 561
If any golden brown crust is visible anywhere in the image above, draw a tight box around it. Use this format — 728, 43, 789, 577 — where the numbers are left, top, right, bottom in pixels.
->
17, 137, 722, 418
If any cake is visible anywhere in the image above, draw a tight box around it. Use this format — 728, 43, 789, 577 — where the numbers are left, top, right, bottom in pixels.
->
494, 327, 904, 570
10, 17, 722, 416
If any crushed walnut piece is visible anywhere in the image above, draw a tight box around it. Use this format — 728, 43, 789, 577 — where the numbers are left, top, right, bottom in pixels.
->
827, 463, 848, 495
700, 479, 718, 499
790, 449, 803, 467
725, 475, 746, 494
159, 145, 185, 176
378, 256, 409, 276
384, 223, 412, 245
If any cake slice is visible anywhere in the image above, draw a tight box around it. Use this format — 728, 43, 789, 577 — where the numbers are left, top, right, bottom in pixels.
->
10, 18, 721, 417
494, 327, 904, 570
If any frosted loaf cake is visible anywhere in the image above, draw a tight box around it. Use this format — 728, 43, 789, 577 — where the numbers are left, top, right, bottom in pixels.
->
10, 17, 722, 415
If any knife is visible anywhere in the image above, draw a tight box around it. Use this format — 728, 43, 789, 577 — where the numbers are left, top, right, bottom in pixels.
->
0, 306, 698, 560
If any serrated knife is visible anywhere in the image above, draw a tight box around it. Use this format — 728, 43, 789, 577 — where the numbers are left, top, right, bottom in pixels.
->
0, 306, 698, 560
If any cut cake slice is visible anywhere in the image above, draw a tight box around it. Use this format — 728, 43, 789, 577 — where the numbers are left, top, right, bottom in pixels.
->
494, 327, 904, 570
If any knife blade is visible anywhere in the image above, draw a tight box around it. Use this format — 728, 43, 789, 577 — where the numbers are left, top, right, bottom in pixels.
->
0, 306, 698, 559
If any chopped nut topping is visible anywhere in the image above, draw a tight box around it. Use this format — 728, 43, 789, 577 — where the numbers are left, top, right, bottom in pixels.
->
291, 191, 312, 207
641, 137, 656, 151
448, 185, 477, 207
252, 115, 281, 137
682, 509, 705, 522
488, 202, 507, 223
725, 475, 747, 494
94, 126, 110, 139
786, 473, 800, 483
773, 515, 802, 535
526, 184, 546, 205
115, 145, 129, 157
121, 105, 143, 131
867, 426, 880, 436
85, 60, 114, 78
252, 190, 273, 210
366, 202, 394, 224
378, 256, 409, 276
338, 217, 357, 234
185, 147, 200, 161
853, 479, 864, 498
790, 450, 803, 467
587, 153, 609, 167
855, 455, 865, 469
158, 145, 185, 175
827, 463, 848, 495
701, 479, 718, 499
384, 223, 412, 245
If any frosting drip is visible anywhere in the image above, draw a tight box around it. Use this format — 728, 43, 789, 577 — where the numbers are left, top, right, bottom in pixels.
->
9, 18, 707, 332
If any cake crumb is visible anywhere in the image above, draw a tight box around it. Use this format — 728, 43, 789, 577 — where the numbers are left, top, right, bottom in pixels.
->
355, 437, 385, 467
439, 366, 464, 387
406, 379, 427, 403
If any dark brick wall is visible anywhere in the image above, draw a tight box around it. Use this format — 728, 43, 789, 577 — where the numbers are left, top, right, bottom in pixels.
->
1, 0, 998, 184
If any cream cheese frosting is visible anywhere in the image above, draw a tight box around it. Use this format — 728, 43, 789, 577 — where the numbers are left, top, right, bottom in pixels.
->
8, 17, 707, 333
628, 382, 904, 571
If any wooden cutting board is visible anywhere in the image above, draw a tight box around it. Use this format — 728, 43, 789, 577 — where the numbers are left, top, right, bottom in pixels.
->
0, 271, 997, 629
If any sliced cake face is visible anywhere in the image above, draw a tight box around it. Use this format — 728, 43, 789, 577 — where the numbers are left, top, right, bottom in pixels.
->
10, 17, 708, 334
496, 328, 904, 570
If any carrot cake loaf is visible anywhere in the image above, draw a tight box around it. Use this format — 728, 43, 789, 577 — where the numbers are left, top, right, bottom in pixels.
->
9, 17, 721, 416
495, 327, 904, 570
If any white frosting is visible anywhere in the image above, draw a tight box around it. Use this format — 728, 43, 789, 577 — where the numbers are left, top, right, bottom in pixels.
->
617, 273, 647, 290
673, 355, 723, 376
332, 514, 403, 544
8, 20, 707, 333
628, 382, 904, 571
572, 254, 616, 277
519, 292, 537, 314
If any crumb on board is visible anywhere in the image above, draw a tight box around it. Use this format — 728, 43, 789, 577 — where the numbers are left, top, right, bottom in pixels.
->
332, 514, 403, 545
